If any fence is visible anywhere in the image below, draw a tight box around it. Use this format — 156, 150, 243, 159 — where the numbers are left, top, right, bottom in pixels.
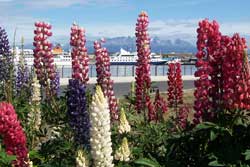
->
51, 64, 197, 78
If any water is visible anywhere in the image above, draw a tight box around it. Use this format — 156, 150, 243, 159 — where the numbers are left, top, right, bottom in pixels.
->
58, 64, 196, 78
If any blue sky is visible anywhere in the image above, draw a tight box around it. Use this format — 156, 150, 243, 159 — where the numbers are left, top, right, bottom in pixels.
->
1, 0, 250, 45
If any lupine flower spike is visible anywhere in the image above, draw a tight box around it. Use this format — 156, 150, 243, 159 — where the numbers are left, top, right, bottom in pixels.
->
76, 149, 89, 167
193, 19, 218, 124
135, 11, 152, 114
28, 75, 41, 131
0, 26, 12, 82
89, 85, 114, 167
222, 34, 250, 110
0, 102, 29, 167
150, 89, 168, 122
16, 54, 29, 95
33, 21, 56, 88
167, 62, 183, 108
67, 79, 90, 147
177, 105, 190, 130
94, 40, 118, 120
50, 70, 60, 96
114, 137, 131, 162
70, 23, 89, 84
118, 108, 131, 134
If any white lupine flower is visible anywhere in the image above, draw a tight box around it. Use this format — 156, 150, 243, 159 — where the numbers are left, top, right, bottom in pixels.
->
90, 86, 114, 167
31, 75, 41, 102
76, 149, 89, 167
37, 125, 62, 150
118, 108, 131, 134
115, 137, 131, 162
49, 126, 61, 139
28, 161, 33, 167
28, 76, 41, 130
27, 154, 33, 167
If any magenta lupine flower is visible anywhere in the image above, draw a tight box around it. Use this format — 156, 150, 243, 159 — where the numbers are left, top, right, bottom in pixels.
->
194, 19, 250, 124
33, 21, 56, 87
167, 63, 175, 107
135, 11, 152, 114
193, 19, 216, 124
176, 63, 183, 104
205, 20, 223, 110
222, 34, 250, 110
149, 89, 168, 122
94, 40, 118, 120
0, 102, 29, 167
70, 23, 89, 84
167, 62, 183, 108
177, 105, 190, 130
147, 96, 155, 121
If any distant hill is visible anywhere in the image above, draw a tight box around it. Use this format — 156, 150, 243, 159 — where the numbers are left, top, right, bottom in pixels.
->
79, 36, 196, 53
23, 36, 197, 54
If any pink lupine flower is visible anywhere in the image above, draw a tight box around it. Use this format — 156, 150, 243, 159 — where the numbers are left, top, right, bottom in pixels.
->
94, 40, 118, 120
148, 89, 168, 122
167, 63, 175, 107
193, 19, 219, 124
135, 11, 152, 115
176, 105, 190, 130
0, 102, 29, 167
33, 21, 58, 98
167, 62, 183, 108
33, 21, 56, 87
70, 23, 89, 84
205, 20, 223, 110
194, 19, 250, 124
176, 63, 183, 104
222, 34, 250, 110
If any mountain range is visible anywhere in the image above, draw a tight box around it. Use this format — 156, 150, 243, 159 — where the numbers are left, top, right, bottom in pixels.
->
25, 36, 250, 53
24, 36, 197, 54
74, 36, 196, 53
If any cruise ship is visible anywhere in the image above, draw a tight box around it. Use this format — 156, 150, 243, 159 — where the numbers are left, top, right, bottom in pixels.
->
14, 45, 71, 66
110, 48, 175, 65
13, 46, 178, 66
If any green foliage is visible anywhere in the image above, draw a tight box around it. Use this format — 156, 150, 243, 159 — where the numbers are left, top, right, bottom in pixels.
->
122, 109, 173, 166
165, 121, 250, 167
0, 144, 16, 166
134, 157, 161, 167
38, 137, 76, 167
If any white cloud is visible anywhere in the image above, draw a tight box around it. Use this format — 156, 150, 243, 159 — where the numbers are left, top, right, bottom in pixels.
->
22, 0, 126, 8
148, 19, 250, 44
24, 0, 88, 8
0, 0, 13, 2
1, 12, 250, 46
220, 22, 250, 35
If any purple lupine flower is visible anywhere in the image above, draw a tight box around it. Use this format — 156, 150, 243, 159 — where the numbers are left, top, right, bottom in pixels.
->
67, 79, 90, 148
50, 71, 60, 97
0, 27, 12, 81
16, 60, 29, 94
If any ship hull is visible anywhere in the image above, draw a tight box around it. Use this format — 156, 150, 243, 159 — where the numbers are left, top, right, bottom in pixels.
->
110, 61, 167, 65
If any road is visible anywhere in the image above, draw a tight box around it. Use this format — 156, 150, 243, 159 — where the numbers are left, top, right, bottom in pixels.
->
86, 80, 194, 97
